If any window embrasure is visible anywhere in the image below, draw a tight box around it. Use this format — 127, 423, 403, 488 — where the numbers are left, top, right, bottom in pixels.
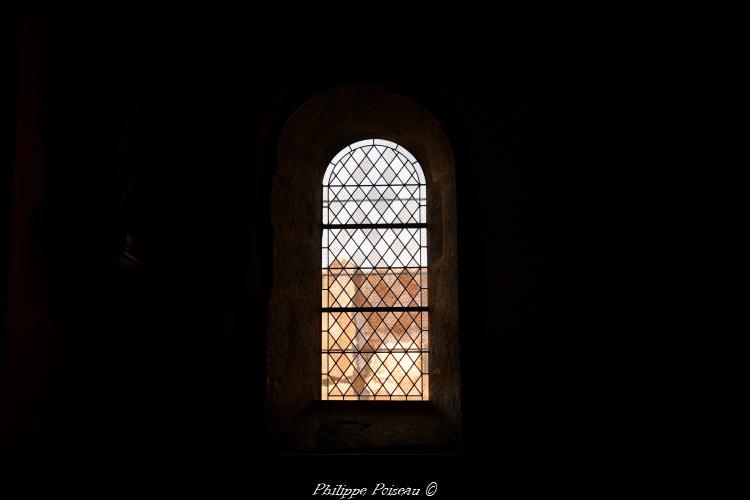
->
268, 84, 461, 449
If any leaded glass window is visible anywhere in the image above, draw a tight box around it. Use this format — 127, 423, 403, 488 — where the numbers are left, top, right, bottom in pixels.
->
321, 139, 428, 400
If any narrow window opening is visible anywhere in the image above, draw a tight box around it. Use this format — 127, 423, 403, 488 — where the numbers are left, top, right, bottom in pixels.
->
321, 139, 429, 401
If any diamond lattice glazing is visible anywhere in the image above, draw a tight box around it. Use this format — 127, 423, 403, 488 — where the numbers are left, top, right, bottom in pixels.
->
322, 139, 428, 400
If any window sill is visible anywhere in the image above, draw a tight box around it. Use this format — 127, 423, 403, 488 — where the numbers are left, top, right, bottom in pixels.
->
309, 400, 435, 414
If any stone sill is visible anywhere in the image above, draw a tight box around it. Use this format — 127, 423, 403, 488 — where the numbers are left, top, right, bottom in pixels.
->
309, 400, 435, 414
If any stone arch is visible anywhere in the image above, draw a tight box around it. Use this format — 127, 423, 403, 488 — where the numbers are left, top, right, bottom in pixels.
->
268, 84, 460, 450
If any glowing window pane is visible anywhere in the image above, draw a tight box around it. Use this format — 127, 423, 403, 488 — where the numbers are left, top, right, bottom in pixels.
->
322, 139, 428, 400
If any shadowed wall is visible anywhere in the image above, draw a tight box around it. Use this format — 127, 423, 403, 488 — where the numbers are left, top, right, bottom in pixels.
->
1, 0, 708, 491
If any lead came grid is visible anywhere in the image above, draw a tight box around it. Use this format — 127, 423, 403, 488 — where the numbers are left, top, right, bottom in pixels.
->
322, 139, 428, 400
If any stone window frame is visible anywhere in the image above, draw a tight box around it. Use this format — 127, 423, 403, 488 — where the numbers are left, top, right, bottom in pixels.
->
267, 84, 461, 451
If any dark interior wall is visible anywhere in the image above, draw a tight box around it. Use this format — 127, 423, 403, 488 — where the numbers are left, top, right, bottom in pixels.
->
0, 2, 21, 330
2, 0, 708, 488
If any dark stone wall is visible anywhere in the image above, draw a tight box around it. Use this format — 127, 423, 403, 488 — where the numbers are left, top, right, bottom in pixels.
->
1, 0, 709, 491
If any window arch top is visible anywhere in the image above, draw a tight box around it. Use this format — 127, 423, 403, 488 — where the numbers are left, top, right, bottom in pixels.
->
322, 139, 426, 226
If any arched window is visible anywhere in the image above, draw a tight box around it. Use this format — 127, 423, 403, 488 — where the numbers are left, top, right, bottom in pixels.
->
268, 85, 461, 449
322, 139, 428, 401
